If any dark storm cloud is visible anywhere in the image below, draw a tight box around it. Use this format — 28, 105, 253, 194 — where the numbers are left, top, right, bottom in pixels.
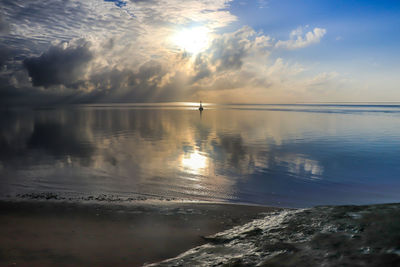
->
0, 0, 144, 104
85, 60, 166, 102
0, 46, 11, 69
23, 41, 93, 87
0, 14, 10, 34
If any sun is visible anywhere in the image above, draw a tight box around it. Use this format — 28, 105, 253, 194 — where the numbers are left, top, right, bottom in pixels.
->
171, 27, 211, 55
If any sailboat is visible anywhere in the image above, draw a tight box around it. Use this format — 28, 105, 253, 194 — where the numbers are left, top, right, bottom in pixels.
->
199, 101, 204, 111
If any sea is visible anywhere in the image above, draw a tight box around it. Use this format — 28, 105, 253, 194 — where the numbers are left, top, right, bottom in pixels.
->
1, 102, 399, 208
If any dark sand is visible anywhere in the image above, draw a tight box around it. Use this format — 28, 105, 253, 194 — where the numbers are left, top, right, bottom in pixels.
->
0, 200, 278, 266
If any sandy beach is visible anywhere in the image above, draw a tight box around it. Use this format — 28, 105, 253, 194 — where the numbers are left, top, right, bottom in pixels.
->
1, 199, 400, 267
0, 200, 277, 266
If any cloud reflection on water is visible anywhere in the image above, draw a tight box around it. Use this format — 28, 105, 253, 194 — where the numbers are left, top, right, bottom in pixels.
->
0, 104, 400, 207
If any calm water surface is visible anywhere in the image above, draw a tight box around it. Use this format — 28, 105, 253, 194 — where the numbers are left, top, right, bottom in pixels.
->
1, 103, 399, 208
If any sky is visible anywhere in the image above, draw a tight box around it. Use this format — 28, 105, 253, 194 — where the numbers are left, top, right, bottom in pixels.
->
0, 0, 400, 105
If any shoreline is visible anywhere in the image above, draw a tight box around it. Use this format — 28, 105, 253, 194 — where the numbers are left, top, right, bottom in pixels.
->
2, 199, 400, 266
0, 199, 279, 266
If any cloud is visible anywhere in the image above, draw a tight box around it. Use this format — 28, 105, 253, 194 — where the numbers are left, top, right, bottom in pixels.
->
0, 46, 11, 70
85, 60, 167, 102
17, 25, 275, 102
23, 40, 93, 88
128, 0, 235, 28
276, 27, 327, 49
209, 27, 255, 71
0, 14, 10, 34
0, 0, 342, 105
190, 27, 272, 84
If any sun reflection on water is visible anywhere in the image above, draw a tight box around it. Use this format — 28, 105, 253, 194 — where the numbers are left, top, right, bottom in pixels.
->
180, 150, 208, 175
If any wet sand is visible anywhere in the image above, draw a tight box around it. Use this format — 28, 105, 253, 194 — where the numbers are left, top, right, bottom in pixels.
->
0, 200, 278, 266
153, 203, 400, 267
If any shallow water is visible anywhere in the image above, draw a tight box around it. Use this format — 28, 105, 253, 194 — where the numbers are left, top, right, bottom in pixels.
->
1, 103, 400, 208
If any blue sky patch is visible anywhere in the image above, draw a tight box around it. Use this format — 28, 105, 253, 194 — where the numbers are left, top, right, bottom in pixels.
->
104, 0, 127, 8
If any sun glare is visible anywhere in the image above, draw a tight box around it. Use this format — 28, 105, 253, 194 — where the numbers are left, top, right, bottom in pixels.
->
171, 27, 210, 55
181, 151, 208, 174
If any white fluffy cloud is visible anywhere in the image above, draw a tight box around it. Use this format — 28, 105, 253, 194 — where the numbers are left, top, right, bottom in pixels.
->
276, 27, 327, 50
